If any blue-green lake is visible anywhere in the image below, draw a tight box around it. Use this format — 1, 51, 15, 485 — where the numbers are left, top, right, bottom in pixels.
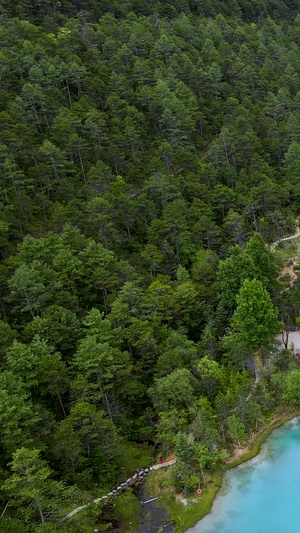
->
188, 417, 300, 533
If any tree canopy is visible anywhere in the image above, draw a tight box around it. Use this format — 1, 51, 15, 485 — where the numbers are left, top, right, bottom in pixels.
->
0, 0, 300, 529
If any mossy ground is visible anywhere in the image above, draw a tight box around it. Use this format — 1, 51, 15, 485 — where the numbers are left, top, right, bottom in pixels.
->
120, 442, 154, 476
112, 490, 142, 533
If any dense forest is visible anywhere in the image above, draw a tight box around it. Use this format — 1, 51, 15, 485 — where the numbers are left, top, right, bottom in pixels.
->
2, 0, 300, 531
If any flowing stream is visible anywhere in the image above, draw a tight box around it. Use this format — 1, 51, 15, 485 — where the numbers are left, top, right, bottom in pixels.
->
188, 417, 300, 533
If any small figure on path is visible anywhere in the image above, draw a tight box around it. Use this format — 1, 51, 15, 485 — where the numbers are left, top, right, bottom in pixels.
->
159, 457, 163, 467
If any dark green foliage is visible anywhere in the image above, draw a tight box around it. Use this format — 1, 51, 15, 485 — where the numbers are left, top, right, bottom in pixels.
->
0, 0, 299, 529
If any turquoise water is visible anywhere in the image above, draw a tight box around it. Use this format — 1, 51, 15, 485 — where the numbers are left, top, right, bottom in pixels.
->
188, 418, 300, 533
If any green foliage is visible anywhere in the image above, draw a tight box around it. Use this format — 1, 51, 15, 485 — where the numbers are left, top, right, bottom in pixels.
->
218, 233, 280, 321
283, 370, 300, 405
231, 279, 282, 350
1, 1, 300, 530
113, 490, 141, 533
197, 356, 224, 400
226, 415, 246, 447
2, 448, 73, 523
149, 369, 195, 412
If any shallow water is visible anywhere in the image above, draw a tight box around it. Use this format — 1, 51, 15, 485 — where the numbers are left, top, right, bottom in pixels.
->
188, 417, 300, 533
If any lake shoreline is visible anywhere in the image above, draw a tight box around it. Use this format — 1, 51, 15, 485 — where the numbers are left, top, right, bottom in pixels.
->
145, 408, 300, 533
183, 408, 300, 533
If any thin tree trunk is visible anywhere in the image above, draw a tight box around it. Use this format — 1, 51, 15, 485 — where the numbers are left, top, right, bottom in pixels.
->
24, 290, 35, 319
51, 162, 61, 184
97, 372, 113, 422
200, 467, 206, 483
175, 240, 181, 263
0, 300, 6, 319
57, 392, 67, 419
65, 79, 72, 105
222, 132, 229, 164
1, 178, 8, 201
252, 205, 258, 232
220, 424, 226, 443
78, 150, 86, 183
104, 391, 113, 421
124, 217, 131, 240
102, 288, 108, 313
0, 501, 9, 519
38, 505, 45, 523
40, 101, 51, 133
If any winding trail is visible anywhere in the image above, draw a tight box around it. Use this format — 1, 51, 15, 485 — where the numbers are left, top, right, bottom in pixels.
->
270, 216, 300, 250
64, 459, 176, 521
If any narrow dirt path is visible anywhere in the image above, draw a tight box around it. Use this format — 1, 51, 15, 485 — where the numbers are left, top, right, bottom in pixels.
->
270, 216, 300, 250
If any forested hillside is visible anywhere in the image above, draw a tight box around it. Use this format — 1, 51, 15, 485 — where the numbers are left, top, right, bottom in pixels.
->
2, 0, 300, 531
